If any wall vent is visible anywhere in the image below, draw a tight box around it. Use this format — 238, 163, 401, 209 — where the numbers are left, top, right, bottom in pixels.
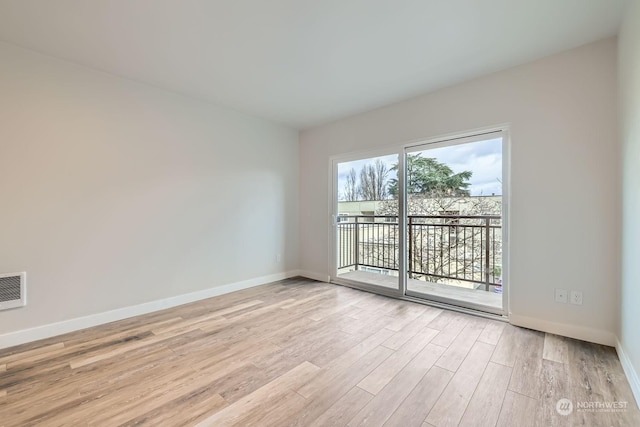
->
0, 272, 26, 310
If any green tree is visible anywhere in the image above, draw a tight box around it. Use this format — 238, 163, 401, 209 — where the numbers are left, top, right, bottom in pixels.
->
388, 154, 472, 197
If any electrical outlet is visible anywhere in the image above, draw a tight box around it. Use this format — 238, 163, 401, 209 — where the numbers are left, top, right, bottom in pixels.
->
555, 289, 568, 303
570, 290, 583, 305
276, 253, 282, 263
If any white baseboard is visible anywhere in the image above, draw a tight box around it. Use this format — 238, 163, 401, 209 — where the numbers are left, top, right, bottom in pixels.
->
296, 270, 330, 283
616, 339, 640, 408
509, 314, 617, 346
0, 270, 299, 350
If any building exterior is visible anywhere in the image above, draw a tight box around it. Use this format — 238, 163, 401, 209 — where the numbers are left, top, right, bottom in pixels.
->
338, 195, 502, 218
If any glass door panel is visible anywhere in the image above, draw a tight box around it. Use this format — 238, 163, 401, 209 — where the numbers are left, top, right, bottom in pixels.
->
333, 153, 400, 293
404, 134, 505, 314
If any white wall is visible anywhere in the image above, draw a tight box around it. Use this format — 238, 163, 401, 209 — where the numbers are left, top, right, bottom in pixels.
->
300, 38, 619, 345
618, 0, 640, 403
0, 42, 299, 337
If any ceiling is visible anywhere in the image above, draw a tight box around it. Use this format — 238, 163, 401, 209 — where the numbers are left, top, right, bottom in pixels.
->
0, 0, 629, 129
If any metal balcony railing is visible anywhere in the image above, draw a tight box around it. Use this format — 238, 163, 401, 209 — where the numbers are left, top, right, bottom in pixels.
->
337, 214, 502, 291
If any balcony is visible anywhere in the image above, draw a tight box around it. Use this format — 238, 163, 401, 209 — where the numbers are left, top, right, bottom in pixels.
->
337, 214, 502, 311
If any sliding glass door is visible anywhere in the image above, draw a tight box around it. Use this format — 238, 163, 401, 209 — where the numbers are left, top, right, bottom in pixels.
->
331, 129, 508, 316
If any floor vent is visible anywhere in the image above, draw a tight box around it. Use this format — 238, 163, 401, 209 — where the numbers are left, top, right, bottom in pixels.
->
0, 272, 26, 310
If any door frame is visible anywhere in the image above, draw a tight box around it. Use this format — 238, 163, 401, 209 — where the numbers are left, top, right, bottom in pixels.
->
328, 124, 510, 317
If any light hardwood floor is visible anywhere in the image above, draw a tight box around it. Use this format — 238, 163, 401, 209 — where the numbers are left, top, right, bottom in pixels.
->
0, 277, 638, 426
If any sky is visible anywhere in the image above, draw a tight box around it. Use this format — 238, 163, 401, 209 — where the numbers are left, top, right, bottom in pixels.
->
337, 137, 502, 199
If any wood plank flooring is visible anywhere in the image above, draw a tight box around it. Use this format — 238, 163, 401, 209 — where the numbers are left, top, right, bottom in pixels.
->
0, 277, 638, 426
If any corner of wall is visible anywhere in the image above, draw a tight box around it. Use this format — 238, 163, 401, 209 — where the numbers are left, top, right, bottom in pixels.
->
618, 0, 640, 410
616, 339, 640, 408
296, 270, 330, 283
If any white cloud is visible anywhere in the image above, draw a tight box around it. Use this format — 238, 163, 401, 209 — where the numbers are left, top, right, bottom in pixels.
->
412, 137, 502, 196
336, 137, 503, 198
